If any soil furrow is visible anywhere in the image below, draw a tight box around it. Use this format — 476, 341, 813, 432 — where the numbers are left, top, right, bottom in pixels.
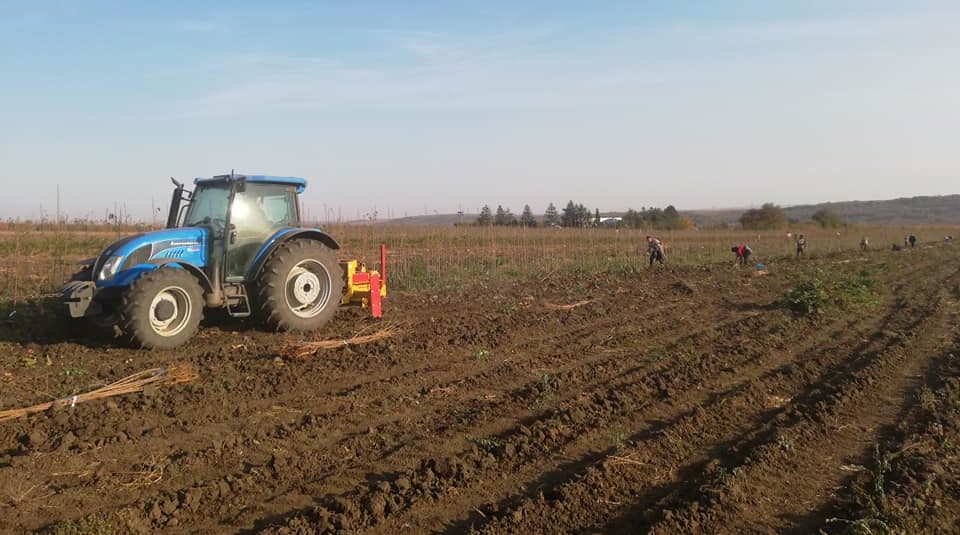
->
456, 257, 955, 534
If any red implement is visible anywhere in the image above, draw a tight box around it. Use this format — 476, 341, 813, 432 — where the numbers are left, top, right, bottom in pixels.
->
369, 273, 382, 318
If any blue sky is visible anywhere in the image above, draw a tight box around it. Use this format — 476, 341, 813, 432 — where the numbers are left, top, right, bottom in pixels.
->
1, 1, 958, 221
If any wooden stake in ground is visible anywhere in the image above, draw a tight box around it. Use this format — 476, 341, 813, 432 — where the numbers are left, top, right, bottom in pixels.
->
0, 363, 198, 424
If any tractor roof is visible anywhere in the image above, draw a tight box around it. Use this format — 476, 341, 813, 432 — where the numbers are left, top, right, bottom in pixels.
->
194, 174, 307, 193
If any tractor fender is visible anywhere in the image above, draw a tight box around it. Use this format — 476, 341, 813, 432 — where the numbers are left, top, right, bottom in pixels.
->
143, 259, 216, 294
248, 228, 341, 280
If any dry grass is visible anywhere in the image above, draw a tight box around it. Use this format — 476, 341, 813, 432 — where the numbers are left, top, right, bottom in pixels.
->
326, 223, 960, 290
542, 299, 597, 311
279, 325, 400, 359
1, 223, 956, 301
119, 455, 167, 488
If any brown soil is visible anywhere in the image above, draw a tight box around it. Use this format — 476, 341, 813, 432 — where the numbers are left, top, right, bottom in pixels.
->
1, 245, 958, 534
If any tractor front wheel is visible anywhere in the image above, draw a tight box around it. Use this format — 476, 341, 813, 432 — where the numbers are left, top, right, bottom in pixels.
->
255, 240, 343, 332
119, 268, 204, 349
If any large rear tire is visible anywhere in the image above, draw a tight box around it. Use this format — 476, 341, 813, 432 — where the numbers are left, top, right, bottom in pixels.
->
118, 268, 204, 349
255, 239, 343, 332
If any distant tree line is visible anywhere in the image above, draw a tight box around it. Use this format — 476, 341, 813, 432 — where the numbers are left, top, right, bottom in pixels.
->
620, 205, 693, 230
477, 201, 588, 227
476, 201, 693, 230
474, 199, 852, 230
739, 203, 787, 230
811, 208, 844, 228
560, 201, 593, 228
477, 204, 539, 227
737, 203, 846, 230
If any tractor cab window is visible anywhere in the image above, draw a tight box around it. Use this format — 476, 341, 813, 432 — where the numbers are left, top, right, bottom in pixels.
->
184, 184, 230, 231
229, 183, 297, 233
262, 194, 297, 225
226, 183, 299, 279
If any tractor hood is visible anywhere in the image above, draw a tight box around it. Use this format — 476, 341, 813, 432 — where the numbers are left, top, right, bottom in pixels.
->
91, 227, 208, 287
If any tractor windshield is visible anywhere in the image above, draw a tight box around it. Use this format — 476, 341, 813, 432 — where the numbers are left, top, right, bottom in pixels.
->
183, 184, 230, 227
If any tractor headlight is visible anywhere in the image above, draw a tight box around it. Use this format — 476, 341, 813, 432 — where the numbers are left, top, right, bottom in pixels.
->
98, 255, 123, 280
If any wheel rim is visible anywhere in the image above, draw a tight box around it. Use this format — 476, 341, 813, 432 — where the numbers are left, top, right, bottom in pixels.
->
149, 286, 192, 337
284, 260, 333, 319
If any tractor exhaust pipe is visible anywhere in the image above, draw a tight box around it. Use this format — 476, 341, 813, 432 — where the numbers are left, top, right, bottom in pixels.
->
167, 177, 186, 229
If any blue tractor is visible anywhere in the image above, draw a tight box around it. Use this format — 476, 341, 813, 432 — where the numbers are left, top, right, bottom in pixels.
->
58, 173, 380, 349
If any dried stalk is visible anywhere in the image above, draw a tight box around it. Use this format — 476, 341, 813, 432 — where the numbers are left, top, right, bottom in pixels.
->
542, 299, 597, 311
0, 363, 198, 424
280, 326, 399, 359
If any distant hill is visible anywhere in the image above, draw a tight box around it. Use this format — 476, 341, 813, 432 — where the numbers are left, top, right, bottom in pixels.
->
783, 195, 960, 225
377, 214, 466, 226
374, 195, 960, 227
689, 195, 960, 226
681, 209, 745, 227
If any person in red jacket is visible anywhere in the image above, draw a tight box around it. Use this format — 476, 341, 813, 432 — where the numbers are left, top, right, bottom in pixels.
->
732, 243, 752, 266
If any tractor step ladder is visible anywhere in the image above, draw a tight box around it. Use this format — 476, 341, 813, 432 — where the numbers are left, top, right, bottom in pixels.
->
225, 283, 252, 318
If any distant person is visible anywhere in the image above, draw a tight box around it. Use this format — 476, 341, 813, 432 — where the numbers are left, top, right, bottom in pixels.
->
646, 236, 665, 267
908, 234, 917, 248
732, 244, 752, 266
904, 235, 909, 248
860, 237, 869, 251
795, 234, 807, 257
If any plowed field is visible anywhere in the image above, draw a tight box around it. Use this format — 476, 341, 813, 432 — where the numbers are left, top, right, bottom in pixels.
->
1, 244, 958, 534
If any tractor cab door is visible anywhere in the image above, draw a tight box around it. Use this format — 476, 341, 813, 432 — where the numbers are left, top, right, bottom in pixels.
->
225, 182, 300, 281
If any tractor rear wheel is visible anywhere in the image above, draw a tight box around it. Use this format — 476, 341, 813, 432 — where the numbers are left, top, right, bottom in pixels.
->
118, 268, 204, 349
255, 239, 342, 332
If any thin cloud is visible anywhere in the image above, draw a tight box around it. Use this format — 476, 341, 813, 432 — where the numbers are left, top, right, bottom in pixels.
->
0, 4, 82, 30
165, 50, 681, 119
165, 22, 625, 118
402, 40, 463, 62
168, 20, 222, 33
662, 10, 957, 43
159, 9, 956, 119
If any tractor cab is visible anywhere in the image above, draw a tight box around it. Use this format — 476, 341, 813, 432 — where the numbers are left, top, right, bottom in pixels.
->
170, 175, 304, 282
